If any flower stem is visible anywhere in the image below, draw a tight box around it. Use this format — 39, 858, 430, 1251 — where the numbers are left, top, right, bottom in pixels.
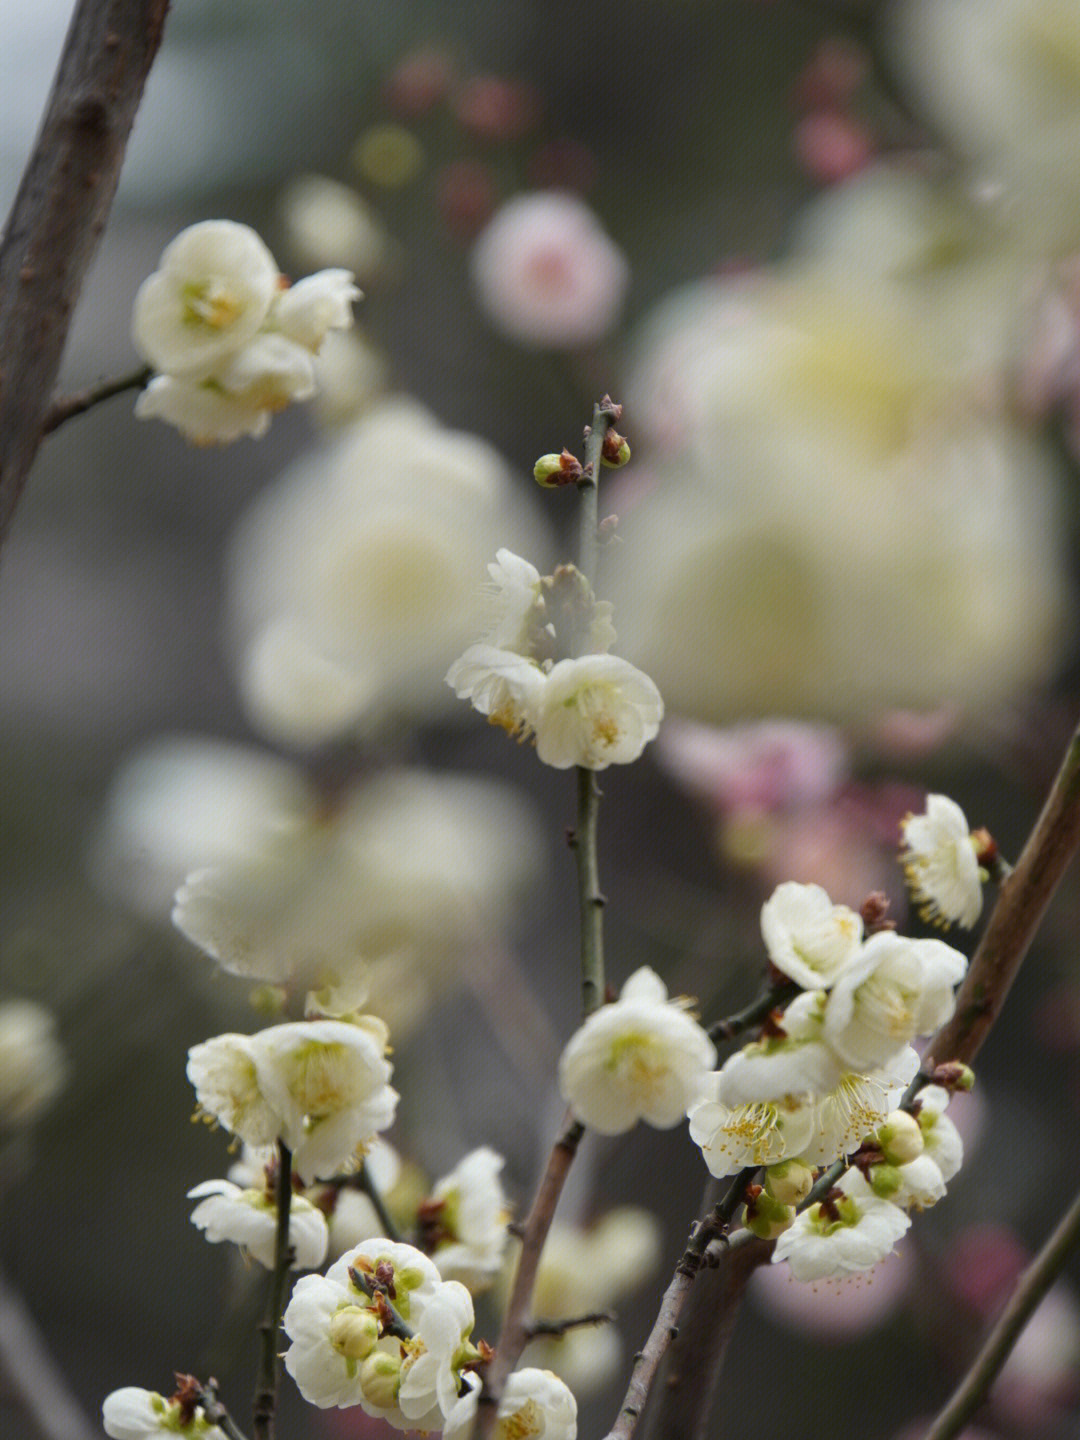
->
577, 397, 615, 589
357, 1157, 402, 1243
42, 365, 152, 434
252, 1140, 293, 1440
707, 979, 802, 1044
573, 765, 606, 1017
476, 1115, 585, 1437
922, 1186, 1080, 1440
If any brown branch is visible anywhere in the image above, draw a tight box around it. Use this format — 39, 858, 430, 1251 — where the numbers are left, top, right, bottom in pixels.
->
476, 1114, 584, 1436
42, 363, 151, 434
0, 0, 170, 548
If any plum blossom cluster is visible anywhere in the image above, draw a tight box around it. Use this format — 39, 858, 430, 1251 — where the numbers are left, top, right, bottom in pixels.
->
131, 220, 359, 443
447, 549, 663, 769
281, 1238, 577, 1434
187, 1016, 397, 1185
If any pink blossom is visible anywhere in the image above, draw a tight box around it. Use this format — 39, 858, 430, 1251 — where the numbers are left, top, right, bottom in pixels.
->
794, 110, 875, 185
470, 192, 629, 348
657, 718, 849, 817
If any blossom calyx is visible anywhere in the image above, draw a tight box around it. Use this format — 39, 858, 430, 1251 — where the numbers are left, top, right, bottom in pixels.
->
744, 1187, 796, 1240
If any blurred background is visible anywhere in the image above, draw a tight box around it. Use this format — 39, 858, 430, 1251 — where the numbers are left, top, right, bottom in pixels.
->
2, 1, 1080, 1437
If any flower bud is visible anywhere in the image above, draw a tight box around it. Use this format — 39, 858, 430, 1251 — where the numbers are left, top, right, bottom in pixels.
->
533, 449, 582, 487
359, 1350, 402, 1408
876, 1109, 924, 1165
930, 1061, 975, 1093
329, 1306, 380, 1361
601, 431, 631, 468
868, 1162, 902, 1199
763, 1158, 815, 1207
744, 1190, 796, 1240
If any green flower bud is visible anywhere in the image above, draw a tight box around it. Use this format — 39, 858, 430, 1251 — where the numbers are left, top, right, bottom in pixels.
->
360, 1350, 402, 1408
868, 1163, 902, 1199
534, 453, 565, 487
329, 1306, 380, 1361
600, 432, 631, 468
744, 1191, 796, 1240
876, 1109, 924, 1165
763, 1158, 815, 1207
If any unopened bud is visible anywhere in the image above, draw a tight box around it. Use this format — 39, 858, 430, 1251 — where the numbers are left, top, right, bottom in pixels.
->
876, 1109, 924, 1165
868, 1163, 902, 1199
329, 1306, 380, 1361
931, 1061, 975, 1093
744, 1190, 795, 1240
763, 1158, 815, 1207
533, 449, 582, 487
601, 430, 631, 468
359, 1350, 402, 1408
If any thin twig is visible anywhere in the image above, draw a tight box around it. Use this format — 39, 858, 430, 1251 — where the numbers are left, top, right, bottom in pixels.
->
572, 765, 606, 1017
252, 1141, 293, 1440
525, 1309, 615, 1339
576, 397, 614, 589
0, 0, 170, 548
922, 1187, 1080, 1440
707, 979, 801, 1044
197, 1380, 251, 1440
476, 1115, 585, 1435
42, 365, 152, 434
347, 1265, 415, 1341
357, 1158, 402, 1243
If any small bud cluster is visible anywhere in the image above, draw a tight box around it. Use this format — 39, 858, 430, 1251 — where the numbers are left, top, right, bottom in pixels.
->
131, 220, 359, 443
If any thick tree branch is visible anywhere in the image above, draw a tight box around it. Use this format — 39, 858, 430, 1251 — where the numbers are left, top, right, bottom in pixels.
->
0, 0, 170, 547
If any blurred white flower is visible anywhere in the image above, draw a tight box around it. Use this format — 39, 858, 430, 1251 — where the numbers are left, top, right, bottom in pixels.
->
900, 794, 984, 929
614, 170, 1068, 725
173, 765, 544, 1033
823, 933, 968, 1071
103, 1387, 225, 1440
444, 1369, 578, 1440
521, 1208, 661, 1397
422, 1147, 511, 1291
272, 271, 363, 353
188, 1178, 329, 1269
186, 1032, 282, 1151
0, 998, 67, 1129
558, 967, 716, 1133
280, 173, 392, 279
131, 219, 279, 376
471, 191, 629, 348
760, 882, 863, 990
228, 398, 550, 741
772, 1169, 911, 1281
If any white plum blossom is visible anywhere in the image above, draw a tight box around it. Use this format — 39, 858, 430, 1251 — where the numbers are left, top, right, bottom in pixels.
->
559, 967, 716, 1133
772, 1170, 912, 1282
280, 174, 391, 279
186, 1032, 282, 1150
481, 549, 545, 650
530, 655, 664, 770
131, 219, 359, 444
760, 882, 864, 990
900, 794, 984, 929
187, 1178, 329, 1270
916, 1084, 965, 1184
823, 932, 968, 1072
103, 1387, 227, 1440
131, 220, 280, 376
283, 1239, 475, 1430
888, 1154, 949, 1211
471, 191, 629, 349
444, 1369, 578, 1440
799, 1045, 921, 1168
254, 1017, 398, 1184
688, 1075, 817, 1177
0, 998, 67, 1129
422, 1147, 511, 1291
446, 644, 545, 736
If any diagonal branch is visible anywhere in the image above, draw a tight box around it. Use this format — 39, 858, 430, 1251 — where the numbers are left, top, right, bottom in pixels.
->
0, 0, 171, 548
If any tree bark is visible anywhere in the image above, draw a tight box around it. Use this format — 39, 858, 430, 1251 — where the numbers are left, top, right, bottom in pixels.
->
0, 0, 170, 546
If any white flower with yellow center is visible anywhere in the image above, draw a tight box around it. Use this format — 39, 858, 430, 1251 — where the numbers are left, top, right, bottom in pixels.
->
187, 1178, 329, 1270
530, 655, 664, 771
272, 270, 362, 352
558, 968, 716, 1133
900, 794, 984, 929
253, 1017, 398, 1184
823, 933, 968, 1071
772, 1169, 912, 1282
444, 1369, 578, 1440
186, 1033, 282, 1150
760, 882, 864, 989
398, 1280, 477, 1425
799, 1045, 920, 1167
688, 1074, 816, 1177
131, 220, 280, 376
